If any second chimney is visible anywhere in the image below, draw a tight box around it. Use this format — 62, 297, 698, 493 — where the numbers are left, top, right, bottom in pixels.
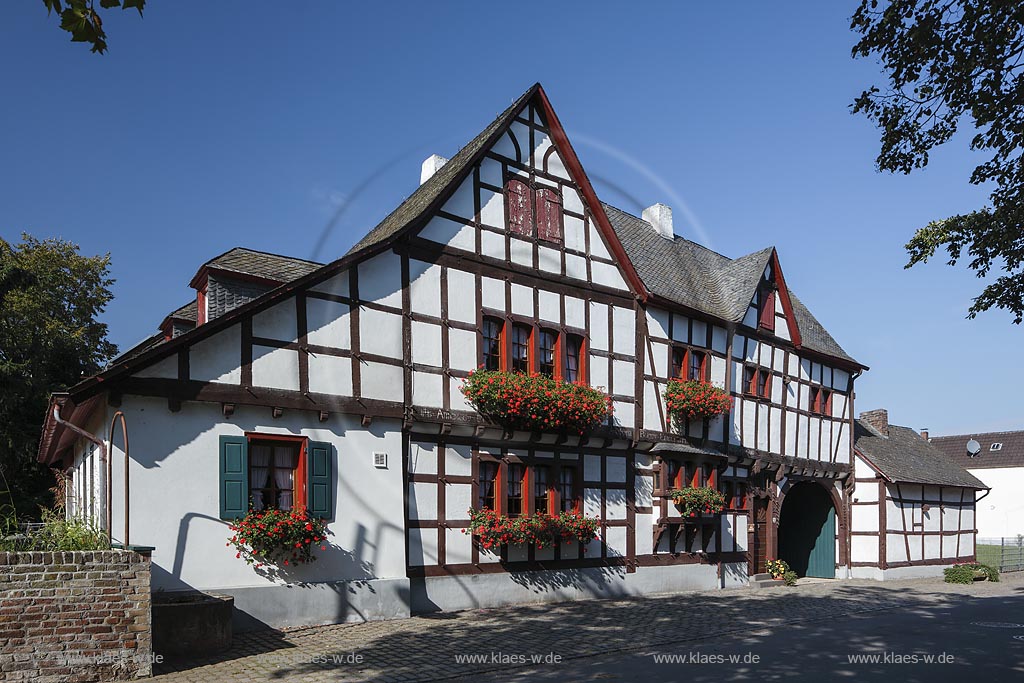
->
860, 409, 889, 437
642, 203, 674, 239
921, 428, 929, 441
420, 154, 449, 185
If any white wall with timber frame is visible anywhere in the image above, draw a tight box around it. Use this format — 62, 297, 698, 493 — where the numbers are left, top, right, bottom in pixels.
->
850, 455, 978, 580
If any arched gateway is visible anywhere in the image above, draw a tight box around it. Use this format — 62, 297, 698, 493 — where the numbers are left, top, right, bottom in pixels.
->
777, 482, 836, 578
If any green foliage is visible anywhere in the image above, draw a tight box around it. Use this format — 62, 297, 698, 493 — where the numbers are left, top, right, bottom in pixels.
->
460, 369, 612, 435
0, 234, 117, 519
465, 507, 601, 551
668, 486, 727, 518
782, 570, 799, 586
765, 558, 790, 579
34, 509, 110, 551
943, 562, 1000, 584
0, 508, 109, 552
851, 1, 1024, 323
227, 508, 329, 568
42, 0, 146, 54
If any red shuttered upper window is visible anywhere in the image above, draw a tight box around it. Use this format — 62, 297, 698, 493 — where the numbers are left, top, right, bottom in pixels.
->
506, 178, 533, 237
535, 187, 563, 243
758, 286, 775, 332
504, 178, 564, 245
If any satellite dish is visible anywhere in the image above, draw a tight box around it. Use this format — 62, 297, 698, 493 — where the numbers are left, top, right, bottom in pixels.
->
966, 439, 982, 457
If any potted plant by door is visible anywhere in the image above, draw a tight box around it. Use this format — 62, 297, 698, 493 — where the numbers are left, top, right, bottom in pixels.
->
765, 558, 790, 580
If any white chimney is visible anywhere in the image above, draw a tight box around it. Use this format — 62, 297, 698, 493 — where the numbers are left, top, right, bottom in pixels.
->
420, 154, 449, 185
642, 203, 674, 239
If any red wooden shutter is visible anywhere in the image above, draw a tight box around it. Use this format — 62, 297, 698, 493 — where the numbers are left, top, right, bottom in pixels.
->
535, 187, 563, 242
759, 288, 775, 331
506, 178, 533, 236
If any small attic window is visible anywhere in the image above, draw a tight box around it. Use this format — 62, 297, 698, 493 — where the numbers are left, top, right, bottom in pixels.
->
991, 443, 1003, 452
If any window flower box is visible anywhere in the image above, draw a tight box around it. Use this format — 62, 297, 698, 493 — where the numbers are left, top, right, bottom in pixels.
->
669, 486, 726, 519
461, 370, 613, 435
226, 507, 328, 568
464, 507, 600, 552
664, 380, 732, 427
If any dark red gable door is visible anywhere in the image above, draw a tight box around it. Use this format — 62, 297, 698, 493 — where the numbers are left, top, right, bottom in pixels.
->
535, 187, 563, 242
506, 178, 533, 236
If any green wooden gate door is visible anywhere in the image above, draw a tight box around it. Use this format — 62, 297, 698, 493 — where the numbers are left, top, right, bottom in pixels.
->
806, 504, 836, 578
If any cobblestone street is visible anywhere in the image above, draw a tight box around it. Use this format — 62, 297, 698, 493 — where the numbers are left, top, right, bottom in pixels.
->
152, 572, 1024, 682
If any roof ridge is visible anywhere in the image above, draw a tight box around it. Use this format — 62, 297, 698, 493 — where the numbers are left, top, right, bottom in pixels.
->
219, 246, 324, 266
931, 430, 1024, 439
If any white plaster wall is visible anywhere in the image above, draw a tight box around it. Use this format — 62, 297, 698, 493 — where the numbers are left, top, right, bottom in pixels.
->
968, 467, 1024, 537
104, 398, 407, 592
252, 300, 297, 342
190, 324, 241, 384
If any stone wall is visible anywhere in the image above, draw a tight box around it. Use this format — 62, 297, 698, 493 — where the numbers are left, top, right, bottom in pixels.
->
0, 550, 152, 681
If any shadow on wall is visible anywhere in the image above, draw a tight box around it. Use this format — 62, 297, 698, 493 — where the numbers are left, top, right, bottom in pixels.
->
506, 564, 627, 594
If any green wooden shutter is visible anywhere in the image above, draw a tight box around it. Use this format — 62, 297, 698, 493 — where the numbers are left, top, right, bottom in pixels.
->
307, 441, 334, 520
219, 436, 249, 520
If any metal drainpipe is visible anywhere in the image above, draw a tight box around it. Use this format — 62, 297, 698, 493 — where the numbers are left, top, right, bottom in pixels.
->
52, 405, 110, 544
845, 369, 863, 579
108, 412, 130, 546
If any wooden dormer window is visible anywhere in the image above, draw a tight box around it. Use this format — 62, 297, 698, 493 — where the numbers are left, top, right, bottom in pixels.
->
504, 177, 563, 244
506, 178, 532, 237
536, 186, 563, 243
756, 284, 775, 332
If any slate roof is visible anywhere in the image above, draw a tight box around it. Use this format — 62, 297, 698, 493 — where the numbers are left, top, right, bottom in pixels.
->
199, 247, 322, 284
854, 420, 988, 489
929, 431, 1024, 470
166, 300, 197, 323
603, 203, 857, 364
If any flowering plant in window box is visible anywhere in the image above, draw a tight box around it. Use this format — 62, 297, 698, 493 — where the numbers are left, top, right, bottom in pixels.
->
226, 507, 328, 568
461, 370, 613, 435
668, 486, 727, 519
664, 380, 732, 425
464, 507, 601, 551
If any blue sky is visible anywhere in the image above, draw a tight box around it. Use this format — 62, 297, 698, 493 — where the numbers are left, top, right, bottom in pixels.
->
0, 2, 1017, 436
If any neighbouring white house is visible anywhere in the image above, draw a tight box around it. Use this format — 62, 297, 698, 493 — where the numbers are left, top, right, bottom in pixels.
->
850, 409, 987, 580
38, 83, 986, 630
930, 430, 1024, 538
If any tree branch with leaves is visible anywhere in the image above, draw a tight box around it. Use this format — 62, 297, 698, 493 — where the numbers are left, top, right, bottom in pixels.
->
852, 0, 1024, 323
43, 0, 146, 54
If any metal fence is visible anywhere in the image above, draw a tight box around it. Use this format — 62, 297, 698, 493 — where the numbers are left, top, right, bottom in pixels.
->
977, 537, 1024, 572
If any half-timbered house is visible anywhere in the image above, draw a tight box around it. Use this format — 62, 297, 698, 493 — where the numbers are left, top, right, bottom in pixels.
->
850, 410, 987, 579
39, 83, 974, 629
